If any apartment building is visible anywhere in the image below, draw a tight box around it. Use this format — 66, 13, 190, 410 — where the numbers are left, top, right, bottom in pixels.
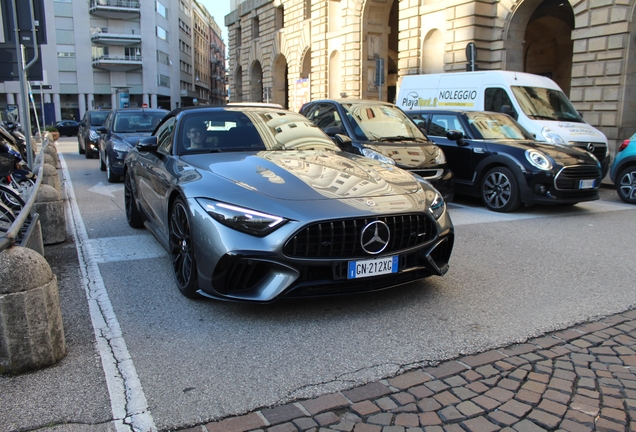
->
226, 0, 636, 155
0, 0, 226, 126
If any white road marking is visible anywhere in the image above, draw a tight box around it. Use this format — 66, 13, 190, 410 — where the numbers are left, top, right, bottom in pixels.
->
87, 181, 124, 198
59, 153, 157, 432
86, 235, 167, 263
447, 199, 635, 226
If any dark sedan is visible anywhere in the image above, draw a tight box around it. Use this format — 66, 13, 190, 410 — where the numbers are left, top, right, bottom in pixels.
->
97, 108, 168, 182
78, 110, 109, 158
300, 99, 454, 201
54, 120, 80, 137
406, 110, 602, 212
124, 105, 454, 301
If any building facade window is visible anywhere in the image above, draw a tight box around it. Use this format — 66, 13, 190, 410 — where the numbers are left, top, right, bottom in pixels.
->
156, 1, 167, 18
157, 25, 168, 41
157, 50, 170, 65
158, 74, 170, 87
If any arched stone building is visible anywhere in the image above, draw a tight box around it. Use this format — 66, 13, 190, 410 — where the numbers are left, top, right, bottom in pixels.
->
226, 0, 636, 155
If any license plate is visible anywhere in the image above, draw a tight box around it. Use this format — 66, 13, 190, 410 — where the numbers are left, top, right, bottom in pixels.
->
348, 256, 398, 279
579, 179, 595, 189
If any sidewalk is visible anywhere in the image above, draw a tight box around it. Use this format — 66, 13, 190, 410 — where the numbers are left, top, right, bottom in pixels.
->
180, 309, 636, 432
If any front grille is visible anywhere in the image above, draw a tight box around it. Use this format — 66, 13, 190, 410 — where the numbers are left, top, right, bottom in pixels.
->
554, 165, 601, 190
569, 142, 607, 161
283, 214, 436, 258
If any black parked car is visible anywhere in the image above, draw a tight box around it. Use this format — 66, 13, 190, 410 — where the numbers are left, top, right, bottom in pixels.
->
78, 110, 109, 158
300, 99, 454, 201
97, 108, 168, 182
54, 120, 80, 137
405, 110, 602, 212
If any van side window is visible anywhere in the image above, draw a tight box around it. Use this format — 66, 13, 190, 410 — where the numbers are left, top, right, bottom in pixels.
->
485, 88, 516, 116
429, 114, 465, 137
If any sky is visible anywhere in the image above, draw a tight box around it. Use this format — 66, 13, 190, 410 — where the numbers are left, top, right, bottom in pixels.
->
197, 0, 231, 45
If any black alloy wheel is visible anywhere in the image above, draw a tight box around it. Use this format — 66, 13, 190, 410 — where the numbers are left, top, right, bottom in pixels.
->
106, 155, 119, 183
481, 166, 521, 212
169, 197, 200, 298
124, 171, 144, 228
617, 165, 636, 204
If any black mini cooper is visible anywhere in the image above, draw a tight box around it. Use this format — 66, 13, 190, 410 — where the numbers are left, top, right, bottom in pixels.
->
406, 109, 602, 212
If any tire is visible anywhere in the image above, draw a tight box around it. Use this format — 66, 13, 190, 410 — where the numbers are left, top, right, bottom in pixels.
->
481, 166, 521, 212
169, 197, 200, 298
99, 149, 106, 171
106, 156, 119, 183
85, 146, 92, 159
616, 165, 636, 204
78, 139, 85, 155
124, 171, 144, 228
0, 184, 25, 213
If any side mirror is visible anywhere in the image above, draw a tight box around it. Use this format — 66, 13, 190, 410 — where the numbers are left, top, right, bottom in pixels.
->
446, 130, 469, 146
136, 136, 159, 152
324, 125, 344, 137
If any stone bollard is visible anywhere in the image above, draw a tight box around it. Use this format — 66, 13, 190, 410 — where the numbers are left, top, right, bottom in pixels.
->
42, 144, 59, 169
0, 246, 66, 374
32, 184, 66, 245
34, 152, 56, 168
41, 163, 61, 193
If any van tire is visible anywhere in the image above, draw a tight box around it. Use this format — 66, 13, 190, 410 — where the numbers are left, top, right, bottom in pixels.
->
480, 166, 521, 212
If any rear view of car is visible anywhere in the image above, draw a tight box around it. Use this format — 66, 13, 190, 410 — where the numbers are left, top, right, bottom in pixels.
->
78, 110, 109, 158
610, 135, 636, 204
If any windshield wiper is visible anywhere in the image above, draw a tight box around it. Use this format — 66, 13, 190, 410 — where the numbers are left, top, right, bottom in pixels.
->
377, 136, 417, 142
185, 148, 222, 154
527, 115, 557, 120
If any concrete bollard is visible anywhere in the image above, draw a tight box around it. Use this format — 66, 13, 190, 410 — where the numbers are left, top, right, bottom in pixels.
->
41, 163, 61, 193
0, 246, 66, 374
32, 184, 66, 245
42, 144, 59, 169
34, 152, 56, 168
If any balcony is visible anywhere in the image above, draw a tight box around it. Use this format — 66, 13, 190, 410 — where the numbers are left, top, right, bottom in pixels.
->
89, 0, 140, 20
92, 55, 142, 72
91, 28, 142, 46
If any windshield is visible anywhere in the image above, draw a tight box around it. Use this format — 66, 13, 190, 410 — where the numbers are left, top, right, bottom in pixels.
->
179, 109, 340, 155
511, 86, 583, 122
342, 103, 429, 142
114, 112, 167, 133
466, 112, 535, 140
90, 111, 109, 126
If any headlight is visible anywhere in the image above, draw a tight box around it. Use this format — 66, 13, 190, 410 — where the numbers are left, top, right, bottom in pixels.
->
525, 149, 553, 170
197, 198, 287, 236
112, 140, 132, 152
361, 148, 396, 165
89, 130, 99, 140
433, 147, 446, 164
541, 127, 565, 144
427, 190, 445, 220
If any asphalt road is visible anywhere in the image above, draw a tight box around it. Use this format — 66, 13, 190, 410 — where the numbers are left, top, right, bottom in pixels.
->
1, 137, 634, 432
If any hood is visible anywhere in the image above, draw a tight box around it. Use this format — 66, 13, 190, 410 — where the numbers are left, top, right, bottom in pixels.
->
113, 132, 153, 146
485, 139, 600, 167
360, 140, 444, 169
525, 119, 607, 144
180, 149, 424, 201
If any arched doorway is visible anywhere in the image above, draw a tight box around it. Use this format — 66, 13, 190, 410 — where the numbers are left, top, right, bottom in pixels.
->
422, 29, 444, 74
329, 51, 341, 98
250, 61, 263, 102
273, 55, 289, 109
505, 0, 574, 95
361, 0, 396, 101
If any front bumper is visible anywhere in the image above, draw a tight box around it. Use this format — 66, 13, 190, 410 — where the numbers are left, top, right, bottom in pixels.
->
519, 164, 601, 205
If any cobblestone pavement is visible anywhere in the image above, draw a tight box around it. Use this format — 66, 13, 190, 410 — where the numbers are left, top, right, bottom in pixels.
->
178, 309, 636, 432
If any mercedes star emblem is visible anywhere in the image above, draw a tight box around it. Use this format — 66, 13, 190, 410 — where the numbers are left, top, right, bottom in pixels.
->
360, 220, 390, 254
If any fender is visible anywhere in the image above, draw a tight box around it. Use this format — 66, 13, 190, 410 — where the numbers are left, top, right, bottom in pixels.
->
611, 155, 636, 183
472, 154, 534, 202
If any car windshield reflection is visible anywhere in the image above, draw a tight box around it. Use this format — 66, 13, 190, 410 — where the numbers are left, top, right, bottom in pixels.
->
466, 112, 535, 140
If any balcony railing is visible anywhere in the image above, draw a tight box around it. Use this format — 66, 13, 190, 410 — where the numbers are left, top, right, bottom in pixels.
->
89, 0, 140, 19
92, 55, 142, 72
91, 28, 142, 46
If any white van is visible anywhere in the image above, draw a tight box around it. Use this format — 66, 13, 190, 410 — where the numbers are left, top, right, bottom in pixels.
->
396, 71, 610, 176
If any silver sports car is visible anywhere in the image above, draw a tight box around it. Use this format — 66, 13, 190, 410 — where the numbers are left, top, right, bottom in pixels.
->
124, 105, 454, 302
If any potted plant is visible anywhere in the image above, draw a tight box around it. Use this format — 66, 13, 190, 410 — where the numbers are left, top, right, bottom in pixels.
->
45, 125, 60, 141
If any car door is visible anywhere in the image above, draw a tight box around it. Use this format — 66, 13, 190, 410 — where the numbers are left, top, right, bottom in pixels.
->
136, 117, 176, 235
426, 113, 475, 184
